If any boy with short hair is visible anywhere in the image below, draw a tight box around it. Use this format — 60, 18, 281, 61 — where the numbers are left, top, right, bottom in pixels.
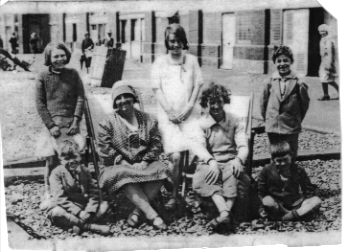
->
47, 140, 110, 235
257, 141, 321, 221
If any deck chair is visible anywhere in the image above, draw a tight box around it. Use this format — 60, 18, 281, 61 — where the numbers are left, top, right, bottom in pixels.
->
180, 93, 259, 198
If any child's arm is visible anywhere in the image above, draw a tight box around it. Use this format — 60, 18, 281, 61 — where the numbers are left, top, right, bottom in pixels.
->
297, 167, 317, 199
259, 81, 271, 120
49, 168, 83, 216
151, 59, 179, 123
35, 73, 56, 130
177, 56, 204, 122
298, 81, 310, 120
68, 70, 85, 135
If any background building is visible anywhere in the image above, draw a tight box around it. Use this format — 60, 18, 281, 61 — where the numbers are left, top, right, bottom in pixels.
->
0, 0, 337, 75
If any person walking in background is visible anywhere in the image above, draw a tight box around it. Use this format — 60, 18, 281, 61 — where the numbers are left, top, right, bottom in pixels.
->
80, 32, 94, 73
151, 23, 209, 210
104, 31, 114, 49
9, 32, 18, 54
260, 45, 310, 161
29, 32, 39, 54
317, 24, 338, 101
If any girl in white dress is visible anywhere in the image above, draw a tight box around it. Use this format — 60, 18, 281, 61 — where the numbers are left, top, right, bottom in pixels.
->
151, 23, 209, 208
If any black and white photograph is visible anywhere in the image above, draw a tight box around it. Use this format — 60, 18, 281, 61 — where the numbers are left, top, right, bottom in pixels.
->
0, 0, 342, 250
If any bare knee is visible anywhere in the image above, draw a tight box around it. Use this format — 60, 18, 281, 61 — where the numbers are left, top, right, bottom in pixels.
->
49, 206, 68, 218
262, 196, 278, 209
170, 152, 181, 164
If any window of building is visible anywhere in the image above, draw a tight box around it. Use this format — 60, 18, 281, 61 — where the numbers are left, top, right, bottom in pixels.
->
237, 14, 252, 44
121, 20, 127, 43
72, 23, 77, 42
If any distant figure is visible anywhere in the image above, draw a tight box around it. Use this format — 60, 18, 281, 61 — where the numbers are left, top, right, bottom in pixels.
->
0, 35, 3, 49
80, 33, 94, 73
29, 32, 39, 53
104, 31, 114, 49
9, 32, 18, 54
317, 24, 338, 101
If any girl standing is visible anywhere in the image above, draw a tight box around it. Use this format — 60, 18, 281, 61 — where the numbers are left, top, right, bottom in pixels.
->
151, 23, 209, 209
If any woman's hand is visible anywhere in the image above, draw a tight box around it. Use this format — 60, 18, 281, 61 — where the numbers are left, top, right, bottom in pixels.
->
114, 155, 123, 165
205, 160, 219, 185
67, 118, 79, 136
133, 161, 148, 170
49, 126, 61, 138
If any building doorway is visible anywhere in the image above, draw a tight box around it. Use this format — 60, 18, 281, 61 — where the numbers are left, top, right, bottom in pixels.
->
221, 13, 236, 70
283, 9, 309, 75
307, 8, 324, 76
22, 14, 50, 53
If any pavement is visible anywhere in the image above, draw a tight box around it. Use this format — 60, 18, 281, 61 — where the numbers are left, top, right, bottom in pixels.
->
10, 51, 342, 134
120, 58, 341, 135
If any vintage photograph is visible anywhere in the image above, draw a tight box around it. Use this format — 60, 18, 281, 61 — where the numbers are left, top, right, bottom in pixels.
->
0, 0, 342, 250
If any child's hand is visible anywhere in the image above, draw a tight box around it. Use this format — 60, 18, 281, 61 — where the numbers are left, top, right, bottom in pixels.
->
205, 160, 219, 185
231, 158, 244, 178
79, 210, 91, 222
167, 110, 180, 124
67, 119, 79, 135
177, 104, 193, 122
49, 126, 61, 138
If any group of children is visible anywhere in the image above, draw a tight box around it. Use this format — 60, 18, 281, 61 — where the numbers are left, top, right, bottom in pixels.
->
35, 23, 321, 235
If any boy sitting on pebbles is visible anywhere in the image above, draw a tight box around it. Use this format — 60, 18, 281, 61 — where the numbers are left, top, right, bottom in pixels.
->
257, 141, 322, 221
46, 139, 111, 235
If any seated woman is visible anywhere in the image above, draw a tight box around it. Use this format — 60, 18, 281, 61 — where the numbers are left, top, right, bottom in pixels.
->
193, 84, 251, 229
97, 85, 169, 230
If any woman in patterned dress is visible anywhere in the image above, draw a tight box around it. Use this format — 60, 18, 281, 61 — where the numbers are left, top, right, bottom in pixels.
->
97, 85, 168, 230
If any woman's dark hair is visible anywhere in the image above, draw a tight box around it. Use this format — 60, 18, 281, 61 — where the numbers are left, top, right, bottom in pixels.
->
272, 45, 294, 63
200, 83, 231, 108
164, 23, 189, 50
43, 42, 71, 66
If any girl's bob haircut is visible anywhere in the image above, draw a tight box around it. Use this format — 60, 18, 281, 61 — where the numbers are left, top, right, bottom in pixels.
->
272, 45, 294, 63
43, 42, 71, 66
164, 23, 189, 50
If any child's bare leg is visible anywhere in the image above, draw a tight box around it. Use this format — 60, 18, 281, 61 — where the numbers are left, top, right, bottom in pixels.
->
226, 197, 236, 212
262, 195, 281, 217
211, 194, 230, 222
296, 196, 322, 216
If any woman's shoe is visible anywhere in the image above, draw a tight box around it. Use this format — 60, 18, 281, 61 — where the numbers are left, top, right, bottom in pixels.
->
127, 209, 141, 227
149, 216, 167, 230
318, 95, 330, 101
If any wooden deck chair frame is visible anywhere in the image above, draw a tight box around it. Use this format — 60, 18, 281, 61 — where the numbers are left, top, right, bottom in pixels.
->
180, 92, 261, 199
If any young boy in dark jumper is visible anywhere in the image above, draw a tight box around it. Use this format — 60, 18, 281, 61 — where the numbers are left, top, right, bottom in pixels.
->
257, 141, 321, 221
46, 140, 110, 235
